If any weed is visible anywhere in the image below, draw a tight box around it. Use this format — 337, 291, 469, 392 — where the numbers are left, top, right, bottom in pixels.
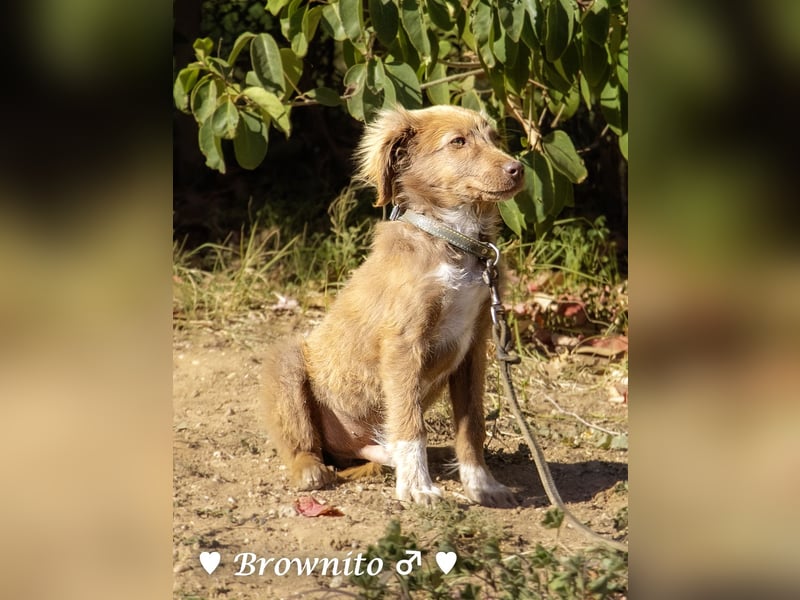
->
173, 186, 373, 322
173, 222, 299, 322
290, 185, 374, 294
348, 518, 627, 599
503, 217, 628, 355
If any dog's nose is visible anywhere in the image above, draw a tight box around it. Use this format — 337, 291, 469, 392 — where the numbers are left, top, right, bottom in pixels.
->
504, 160, 523, 179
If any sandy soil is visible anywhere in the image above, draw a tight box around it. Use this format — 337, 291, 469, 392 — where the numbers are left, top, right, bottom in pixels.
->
172, 309, 628, 599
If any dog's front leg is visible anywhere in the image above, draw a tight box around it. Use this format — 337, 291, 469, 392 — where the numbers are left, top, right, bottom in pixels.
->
449, 324, 517, 508
381, 339, 442, 505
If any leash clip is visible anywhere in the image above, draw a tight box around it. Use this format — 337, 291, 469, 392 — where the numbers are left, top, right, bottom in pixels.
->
389, 204, 403, 221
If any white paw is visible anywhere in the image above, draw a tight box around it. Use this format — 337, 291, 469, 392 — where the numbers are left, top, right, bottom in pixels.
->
460, 464, 516, 508
392, 439, 442, 505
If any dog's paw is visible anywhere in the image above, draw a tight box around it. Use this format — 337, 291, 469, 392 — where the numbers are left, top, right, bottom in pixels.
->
460, 465, 517, 508
392, 439, 442, 504
290, 453, 336, 490
397, 481, 443, 505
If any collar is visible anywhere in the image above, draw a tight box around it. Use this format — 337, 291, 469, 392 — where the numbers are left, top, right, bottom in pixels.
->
390, 206, 500, 265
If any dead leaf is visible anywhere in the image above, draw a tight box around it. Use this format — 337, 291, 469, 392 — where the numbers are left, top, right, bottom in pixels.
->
294, 496, 344, 517
575, 335, 628, 357
271, 293, 299, 312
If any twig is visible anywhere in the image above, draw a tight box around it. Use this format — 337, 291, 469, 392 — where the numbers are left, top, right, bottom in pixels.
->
542, 393, 624, 437
420, 68, 485, 90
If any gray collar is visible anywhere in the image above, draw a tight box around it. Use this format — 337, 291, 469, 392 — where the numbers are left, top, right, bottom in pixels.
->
390, 207, 499, 265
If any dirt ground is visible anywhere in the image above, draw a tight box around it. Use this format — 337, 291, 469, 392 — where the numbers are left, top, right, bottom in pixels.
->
172, 307, 628, 599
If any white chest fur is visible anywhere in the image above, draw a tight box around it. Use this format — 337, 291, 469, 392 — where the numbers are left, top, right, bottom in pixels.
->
433, 261, 486, 361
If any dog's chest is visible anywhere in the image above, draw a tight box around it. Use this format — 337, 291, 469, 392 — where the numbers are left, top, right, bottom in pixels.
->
433, 261, 486, 356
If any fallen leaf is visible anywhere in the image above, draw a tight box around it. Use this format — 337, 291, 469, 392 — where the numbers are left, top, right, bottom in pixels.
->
294, 496, 344, 517
271, 293, 299, 312
575, 335, 628, 357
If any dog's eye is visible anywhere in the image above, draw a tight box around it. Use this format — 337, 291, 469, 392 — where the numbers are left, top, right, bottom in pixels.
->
450, 136, 466, 148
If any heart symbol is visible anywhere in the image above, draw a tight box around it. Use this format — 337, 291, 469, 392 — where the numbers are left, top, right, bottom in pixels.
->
199, 551, 221, 574
435, 551, 457, 575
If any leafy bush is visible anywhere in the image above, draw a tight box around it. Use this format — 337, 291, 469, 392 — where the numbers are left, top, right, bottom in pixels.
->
174, 0, 628, 235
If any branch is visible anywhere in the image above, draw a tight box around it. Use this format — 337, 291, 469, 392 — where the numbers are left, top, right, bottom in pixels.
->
419, 68, 485, 90
542, 393, 624, 437
505, 98, 540, 150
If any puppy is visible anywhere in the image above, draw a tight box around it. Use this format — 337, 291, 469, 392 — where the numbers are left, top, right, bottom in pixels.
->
262, 105, 524, 506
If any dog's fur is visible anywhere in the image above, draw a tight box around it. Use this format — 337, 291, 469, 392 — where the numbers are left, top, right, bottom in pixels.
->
262, 105, 524, 506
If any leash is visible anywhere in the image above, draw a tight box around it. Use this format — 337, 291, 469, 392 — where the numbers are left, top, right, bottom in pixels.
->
483, 259, 628, 553
396, 208, 628, 553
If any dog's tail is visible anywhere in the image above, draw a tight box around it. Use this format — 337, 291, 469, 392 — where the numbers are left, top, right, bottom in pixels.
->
337, 462, 387, 481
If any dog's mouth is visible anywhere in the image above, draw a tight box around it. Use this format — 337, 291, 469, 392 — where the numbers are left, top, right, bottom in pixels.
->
481, 180, 525, 201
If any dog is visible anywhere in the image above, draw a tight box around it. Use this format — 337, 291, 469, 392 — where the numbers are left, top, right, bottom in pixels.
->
262, 105, 524, 506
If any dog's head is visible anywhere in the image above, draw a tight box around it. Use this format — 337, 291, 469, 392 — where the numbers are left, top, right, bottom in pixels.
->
356, 106, 525, 209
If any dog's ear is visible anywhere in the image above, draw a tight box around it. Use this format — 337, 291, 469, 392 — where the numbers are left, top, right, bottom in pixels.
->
356, 108, 415, 207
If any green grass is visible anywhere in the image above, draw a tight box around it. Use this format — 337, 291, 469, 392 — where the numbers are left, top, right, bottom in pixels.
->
173, 185, 373, 323
349, 511, 627, 599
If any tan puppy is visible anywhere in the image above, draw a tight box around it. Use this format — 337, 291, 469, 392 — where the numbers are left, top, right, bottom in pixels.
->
262, 105, 524, 506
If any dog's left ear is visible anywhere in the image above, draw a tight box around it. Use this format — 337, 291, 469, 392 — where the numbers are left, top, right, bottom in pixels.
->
356, 108, 415, 207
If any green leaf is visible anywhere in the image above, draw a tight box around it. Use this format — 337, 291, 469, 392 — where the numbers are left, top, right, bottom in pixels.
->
545, 0, 574, 62
461, 89, 484, 113
425, 62, 449, 105
381, 75, 397, 108
616, 42, 628, 92
320, 3, 347, 41
546, 84, 579, 121
599, 80, 625, 135
198, 118, 225, 173
233, 111, 269, 170
193, 37, 214, 60
362, 85, 384, 121
400, 0, 431, 59
173, 66, 199, 112
472, 0, 495, 68
427, 0, 454, 31
581, 0, 609, 45
366, 57, 386, 93
227, 32, 256, 65
308, 87, 342, 106
581, 37, 610, 92
266, 0, 291, 16
493, 22, 508, 64
384, 62, 423, 109
557, 39, 580, 81
579, 72, 592, 109
281, 0, 304, 41
505, 38, 530, 94
190, 76, 219, 124
291, 5, 322, 58
550, 167, 571, 217
541, 130, 587, 183
242, 87, 292, 135
392, 19, 421, 70
498, 198, 526, 236
541, 59, 571, 94
618, 131, 627, 160
344, 63, 367, 120
211, 98, 240, 139
532, 151, 555, 221
205, 57, 233, 80
251, 33, 285, 95
497, 0, 526, 43
340, 0, 364, 44
369, 0, 399, 47
280, 48, 303, 98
